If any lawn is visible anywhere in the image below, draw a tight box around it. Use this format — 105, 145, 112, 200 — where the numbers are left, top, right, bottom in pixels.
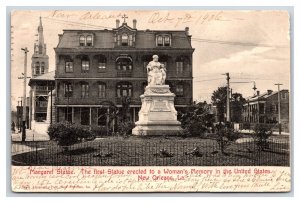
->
11, 136, 290, 166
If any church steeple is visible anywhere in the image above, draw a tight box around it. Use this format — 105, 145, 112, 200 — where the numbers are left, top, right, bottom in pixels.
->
31, 17, 49, 78
34, 17, 46, 55
38, 17, 44, 49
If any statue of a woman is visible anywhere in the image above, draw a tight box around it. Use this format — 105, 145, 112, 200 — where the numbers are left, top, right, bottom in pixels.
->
147, 55, 166, 86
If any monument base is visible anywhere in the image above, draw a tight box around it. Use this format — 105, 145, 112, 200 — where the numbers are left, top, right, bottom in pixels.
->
132, 85, 183, 136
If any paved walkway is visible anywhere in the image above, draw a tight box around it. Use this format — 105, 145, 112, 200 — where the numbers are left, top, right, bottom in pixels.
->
11, 129, 50, 142
11, 143, 45, 155
239, 129, 290, 136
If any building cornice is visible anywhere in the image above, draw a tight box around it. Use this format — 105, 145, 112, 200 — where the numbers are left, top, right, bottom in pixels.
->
54, 47, 195, 53
54, 77, 193, 81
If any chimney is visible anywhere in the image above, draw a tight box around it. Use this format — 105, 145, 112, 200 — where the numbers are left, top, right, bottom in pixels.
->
185, 27, 189, 35
257, 91, 260, 96
267, 90, 273, 95
58, 34, 62, 43
133, 19, 137, 29
116, 19, 120, 28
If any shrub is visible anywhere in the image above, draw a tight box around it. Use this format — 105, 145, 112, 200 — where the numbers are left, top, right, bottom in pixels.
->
117, 120, 134, 137
251, 123, 273, 151
215, 122, 241, 155
243, 122, 251, 130
47, 121, 95, 151
178, 102, 214, 137
91, 125, 108, 137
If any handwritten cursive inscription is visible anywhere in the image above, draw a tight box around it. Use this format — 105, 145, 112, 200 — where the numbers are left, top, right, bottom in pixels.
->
11, 166, 290, 192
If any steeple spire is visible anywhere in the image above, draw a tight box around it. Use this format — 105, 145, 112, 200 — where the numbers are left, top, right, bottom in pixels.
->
37, 16, 44, 51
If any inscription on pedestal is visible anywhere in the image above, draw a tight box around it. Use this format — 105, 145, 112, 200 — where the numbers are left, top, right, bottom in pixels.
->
151, 101, 170, 112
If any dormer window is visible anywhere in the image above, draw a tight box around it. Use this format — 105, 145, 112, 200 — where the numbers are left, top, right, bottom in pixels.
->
164, 36, 170, 46
121, 33, 128, 46
156, 34, 171, 47
79, 34, 93, 46
129, 35, 133, 46
115, 32, 134, 47
79, 35, 85, 46
157, 36, 163, 46
86, 35, 93, 46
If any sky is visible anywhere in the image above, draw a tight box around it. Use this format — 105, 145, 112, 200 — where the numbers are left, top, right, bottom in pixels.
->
10, 10, 290, 110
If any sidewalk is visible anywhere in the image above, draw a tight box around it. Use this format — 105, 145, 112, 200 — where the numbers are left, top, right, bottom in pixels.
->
239, 129, 290, 136
11, 143, 45, 156
11, 129, 50, 142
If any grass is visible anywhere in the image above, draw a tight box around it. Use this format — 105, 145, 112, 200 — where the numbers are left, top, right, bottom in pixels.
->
11, 136, 290, 166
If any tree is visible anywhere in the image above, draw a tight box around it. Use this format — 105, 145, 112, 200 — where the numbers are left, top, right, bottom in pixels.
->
211, 87, 245, 123
211, 86, 227, 122
178, 101, 214, 137
231, 93, 246, 123
215, 122, 241, 155
251, 123, 273, 151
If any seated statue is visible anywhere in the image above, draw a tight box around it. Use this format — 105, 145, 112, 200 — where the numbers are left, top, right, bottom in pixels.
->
147, 55, 167, 86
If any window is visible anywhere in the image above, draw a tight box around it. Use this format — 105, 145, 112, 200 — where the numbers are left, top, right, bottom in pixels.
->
41, 62, 45, 74
121, 33, 128, 46
64, 83, 73, 97
176, 84, 184, 97
80, 108, 89, 125
176, 61, 184, 74
128, 35, 133, 46
117, 35, 121, 46
272, 104, 278, 113
116, 82, 132, 97
98, 62, 106, 71
35, 62, 40, 75
98, 83, 106, 98
81, 60, 90, 73
164, 36, 170, 46
281, 92, 287, 99
81, 83, 89, 98
176, 56, 190, 75
97, 55, 106, 72
97, 108, 107, 126
79, 35, 85, 46
86, 35, 93, 46
157, 36, 163, 46
65, 61, 73, 73
116, 56, 132, 71
64, 108, 72, 123
156, 35, 171, 47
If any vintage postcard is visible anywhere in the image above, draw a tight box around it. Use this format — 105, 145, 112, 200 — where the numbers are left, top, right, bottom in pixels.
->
10, 9, 291, 192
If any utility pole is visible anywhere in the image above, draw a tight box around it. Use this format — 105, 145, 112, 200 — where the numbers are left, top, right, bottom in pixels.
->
21, 47, 29, 142
222, 72, 230, 122
50, 85, 53, 124
275, 83, 283, 135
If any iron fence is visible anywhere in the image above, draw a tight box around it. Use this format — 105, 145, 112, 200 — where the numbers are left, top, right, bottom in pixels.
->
11, 138, 289, 166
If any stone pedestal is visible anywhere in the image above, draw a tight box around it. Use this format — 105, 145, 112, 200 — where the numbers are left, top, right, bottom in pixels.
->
132, 85, 183, 136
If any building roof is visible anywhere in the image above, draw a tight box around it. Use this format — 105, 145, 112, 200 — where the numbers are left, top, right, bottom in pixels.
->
246, 89, 289, 102
56, 23, 193, 50
28, 71, 55, 86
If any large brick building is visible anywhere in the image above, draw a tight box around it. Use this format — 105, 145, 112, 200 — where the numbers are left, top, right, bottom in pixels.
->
242, 89, 289, 131
54, 18, 194, 127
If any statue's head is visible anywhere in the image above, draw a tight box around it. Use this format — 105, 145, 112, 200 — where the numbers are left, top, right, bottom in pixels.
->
153, 55, 159, 62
